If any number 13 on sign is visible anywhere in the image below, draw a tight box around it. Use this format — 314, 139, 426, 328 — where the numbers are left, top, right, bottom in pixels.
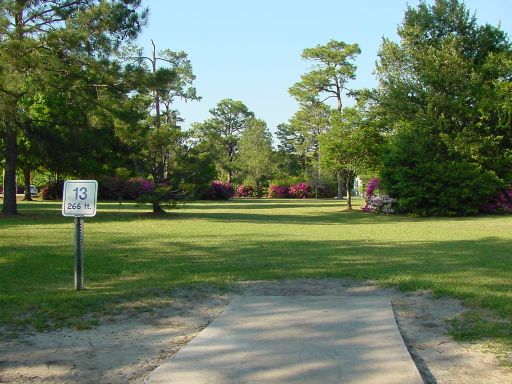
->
62, 180, 98, 217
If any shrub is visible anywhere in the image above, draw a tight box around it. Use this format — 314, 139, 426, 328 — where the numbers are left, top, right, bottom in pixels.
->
481, 187, 512, 213
235, 185, 255, 198
40, 180, 64, 200
381, 127, 502, 216
364, 194, 396, 214
207, 181, 234, 200
126, 177, 155, 200
98, 176, 129, 200
362, 178, 396, 214
315, 183, 336, 198
136, 183, 185, 209
364, 178, 380, 199
288, 182, 311, 198
268, 185, 289, 198
269, 176, 302, 187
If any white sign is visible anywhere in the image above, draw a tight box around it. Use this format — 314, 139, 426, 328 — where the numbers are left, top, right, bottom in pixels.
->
62, 180, 98, 217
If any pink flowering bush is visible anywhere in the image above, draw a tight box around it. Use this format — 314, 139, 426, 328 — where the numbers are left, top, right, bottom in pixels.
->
362, 178, 396, 214
235, 185, 255, 197
268, 185, 289, 198
365, 178, 380, 199
126, 177, 155, 200
288, 182, 311, 198
481, 187, 512, 213
208, 180, 234, 200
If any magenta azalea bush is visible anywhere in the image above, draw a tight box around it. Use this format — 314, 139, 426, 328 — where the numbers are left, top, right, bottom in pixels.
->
288, 182, 311, 198
208, 180, 235, 200
362, 178, 396, 214
481, 187, 512, 213
268, 182, 313, 198
126, 177, 155, 200
235, 185, 255, 197
365, 178, 380, 199
268, 185, 289, 198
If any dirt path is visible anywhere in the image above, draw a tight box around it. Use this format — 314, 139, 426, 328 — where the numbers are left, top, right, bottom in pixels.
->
1, 279, 511, 383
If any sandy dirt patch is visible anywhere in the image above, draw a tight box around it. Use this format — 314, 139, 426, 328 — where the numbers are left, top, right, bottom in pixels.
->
1, 279, 511, 383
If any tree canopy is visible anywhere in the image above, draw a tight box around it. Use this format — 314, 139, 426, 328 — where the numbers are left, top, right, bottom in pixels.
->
289, 39, 361, 111
191, 99, 254, 183
373, 0, 512, 215
0, 0, 148, 214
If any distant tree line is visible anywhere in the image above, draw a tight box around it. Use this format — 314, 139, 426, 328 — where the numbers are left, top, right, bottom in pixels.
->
1, 0, 511, 216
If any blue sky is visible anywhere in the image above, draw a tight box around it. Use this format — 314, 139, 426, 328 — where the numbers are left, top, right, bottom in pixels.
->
137, 0, 512, 134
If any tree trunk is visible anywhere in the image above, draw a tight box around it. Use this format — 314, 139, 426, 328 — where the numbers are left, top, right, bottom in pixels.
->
336, 171, 344, 199
23, 167, 32, 201
2, 128, 18, 215
152, 201, 164, 214
227, 170, 232, 184
346, 178, 352, 210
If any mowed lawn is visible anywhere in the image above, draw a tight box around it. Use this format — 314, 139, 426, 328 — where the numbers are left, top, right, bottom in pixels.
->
1, 198, 511, 348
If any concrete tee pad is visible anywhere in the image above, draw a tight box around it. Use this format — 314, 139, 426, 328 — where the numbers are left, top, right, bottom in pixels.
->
145, 296, 423, 384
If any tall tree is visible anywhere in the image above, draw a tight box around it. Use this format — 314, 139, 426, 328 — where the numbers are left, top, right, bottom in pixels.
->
289, 102, 331, 173
236, 118, 273, 196
277, 102, 331, 197
122, 41, 200, 212
191, 99, 254, 183
289, 39, 361, 197
289, 40, 361, 112
0, 0, 147, 215
275, 122, 304, 178
320, 107, 382, 209
374, 0, 512, 215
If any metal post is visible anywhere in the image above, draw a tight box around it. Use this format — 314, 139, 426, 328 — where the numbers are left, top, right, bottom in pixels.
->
74, 216, 84, 290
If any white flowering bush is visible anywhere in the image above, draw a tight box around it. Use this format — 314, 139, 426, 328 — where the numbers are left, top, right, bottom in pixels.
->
365, 194, 396, 214
362, 178, 396, 214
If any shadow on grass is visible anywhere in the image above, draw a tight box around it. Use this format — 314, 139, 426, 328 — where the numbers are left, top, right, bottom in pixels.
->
2, 234, 512, 325
2, 200, 500, 228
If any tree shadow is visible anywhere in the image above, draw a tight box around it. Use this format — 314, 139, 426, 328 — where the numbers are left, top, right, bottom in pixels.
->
3, 200, 496, 227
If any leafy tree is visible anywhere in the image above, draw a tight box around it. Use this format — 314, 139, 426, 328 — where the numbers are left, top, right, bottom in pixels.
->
274, 124, 304, 181
288, 39, 361, 197
275, 122, 306, 177
279, 102, 331, 177
236, 118, 273, 196
120, 41, 201, 213
373, 0, 512, 215
320, 107, 383, 209
289, 39, 361, 111
26, 69, 133, 178
0, 0, 147, 215
380, 123, 501, 215
122, 41, 200, 126
191, 99, 254, 183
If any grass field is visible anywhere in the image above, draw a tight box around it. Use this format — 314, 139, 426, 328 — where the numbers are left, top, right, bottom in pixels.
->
1, 198, 511, 349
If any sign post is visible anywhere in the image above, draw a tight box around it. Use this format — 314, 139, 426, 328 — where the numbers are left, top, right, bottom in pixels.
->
62, 180, 98, 291
74, 216, 85, 290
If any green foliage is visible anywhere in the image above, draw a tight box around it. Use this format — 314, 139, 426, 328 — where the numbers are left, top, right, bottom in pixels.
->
289, 39, 361, 111
373, 0, 512, 215
115, 41, 203, 213
40, 180, 65, 200
235, 118, 273, 196
0, 0, 147, 214
380, 125, 502, 216
270, 175, 303, 187
176, 147, 217, 200
320, 107, 382, 177
319, 106, 383, 207
191, 99, 255, 182
276, 103, 331, 182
